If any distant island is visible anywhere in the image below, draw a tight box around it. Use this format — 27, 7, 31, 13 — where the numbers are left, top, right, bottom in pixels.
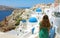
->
0, 5, 31, 10
0, 5, 16, 10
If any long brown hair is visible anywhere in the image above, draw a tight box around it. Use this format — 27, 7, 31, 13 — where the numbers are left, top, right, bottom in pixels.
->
40, 15, 51, 31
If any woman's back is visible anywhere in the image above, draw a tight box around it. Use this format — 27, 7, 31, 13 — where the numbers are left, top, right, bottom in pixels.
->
39, 27, 49, 38
39, 15, 50, 38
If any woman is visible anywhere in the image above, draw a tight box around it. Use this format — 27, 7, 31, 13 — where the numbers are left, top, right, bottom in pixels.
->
39, 15, 51, 38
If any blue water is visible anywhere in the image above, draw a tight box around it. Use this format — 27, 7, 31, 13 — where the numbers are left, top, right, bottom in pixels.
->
0, 7, 30, 22
0, 10, 13, 21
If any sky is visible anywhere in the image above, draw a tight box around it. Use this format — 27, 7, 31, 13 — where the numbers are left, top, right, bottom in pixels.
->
0, 0, 54, 8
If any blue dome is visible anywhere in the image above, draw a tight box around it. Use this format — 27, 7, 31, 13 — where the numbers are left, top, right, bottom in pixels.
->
21, 20, 26, 23
36, 8, 42, 12
29, 17, 37, 23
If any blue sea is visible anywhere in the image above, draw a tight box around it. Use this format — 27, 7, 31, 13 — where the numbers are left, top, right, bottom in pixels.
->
0, 10, 13, 21
0, 7, 31, 21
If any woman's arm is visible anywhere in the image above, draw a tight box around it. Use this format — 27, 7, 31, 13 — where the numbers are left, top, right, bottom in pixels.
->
48, 26, 51, 32
39, 22, 42, 30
